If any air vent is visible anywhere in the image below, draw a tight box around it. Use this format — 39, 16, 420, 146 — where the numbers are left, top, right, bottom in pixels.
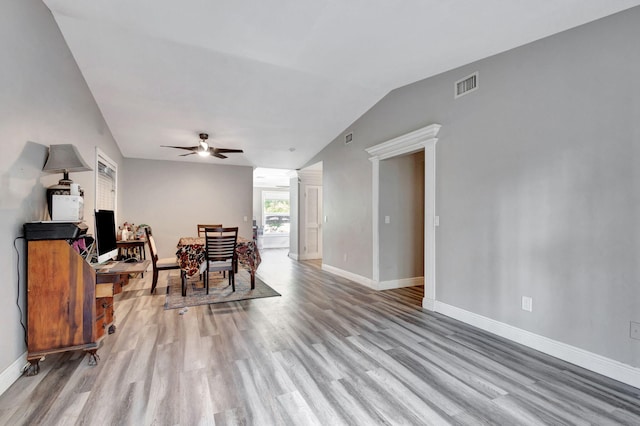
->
455, 72, 478, 98
345, 132, 353, 145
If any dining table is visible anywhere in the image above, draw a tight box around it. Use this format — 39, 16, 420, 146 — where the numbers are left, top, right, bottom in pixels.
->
176, 236, 261, 289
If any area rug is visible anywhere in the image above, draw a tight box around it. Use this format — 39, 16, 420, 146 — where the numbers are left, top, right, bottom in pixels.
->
164, 270, 281, 310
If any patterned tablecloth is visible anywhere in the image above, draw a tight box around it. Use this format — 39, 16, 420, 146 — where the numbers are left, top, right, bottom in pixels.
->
176, 236, 261, 279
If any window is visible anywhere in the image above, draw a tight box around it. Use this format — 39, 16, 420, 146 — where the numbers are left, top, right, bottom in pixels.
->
262, 191, 290, 234
95, 148, 117, 213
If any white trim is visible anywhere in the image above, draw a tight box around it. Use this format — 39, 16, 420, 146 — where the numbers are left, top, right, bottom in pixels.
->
366, 123, 441, 311
435, 302, 640, 389
423, 141, 437, 309
370, 157, 380, 282
296, 168, 322, 184
365, 124, 441, 160
321, 264, 423, 291
322, 264, 373, 288
298, 253, 321, 260
0, 352, 28, 396
376, 276, 424, 291
288, 252, 299, 260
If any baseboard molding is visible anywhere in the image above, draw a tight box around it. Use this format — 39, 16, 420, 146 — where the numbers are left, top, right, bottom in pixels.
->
321, 264, 373, 288
435, 301, 640, 389
0, 352, 27, 396
298, 253, 321, 261
321, 265, 423, 291
376, 276, 423, 291
288, 252, 299, 260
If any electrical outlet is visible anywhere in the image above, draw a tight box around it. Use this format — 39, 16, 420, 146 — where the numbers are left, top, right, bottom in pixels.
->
631, 321, 640, 340
343, 253, 347, 262
521, 296, 533, 312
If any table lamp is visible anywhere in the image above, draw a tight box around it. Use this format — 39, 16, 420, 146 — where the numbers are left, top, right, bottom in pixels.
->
42, 144, 93, 219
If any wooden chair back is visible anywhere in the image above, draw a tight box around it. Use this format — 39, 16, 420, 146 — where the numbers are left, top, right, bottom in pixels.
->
204, 227, 237, 263
198, 223, 222, 237
144, 226, 180, 294
144, 227, 159, 263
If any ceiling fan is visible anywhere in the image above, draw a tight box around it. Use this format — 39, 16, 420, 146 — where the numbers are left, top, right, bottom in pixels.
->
161, 133, 243, 159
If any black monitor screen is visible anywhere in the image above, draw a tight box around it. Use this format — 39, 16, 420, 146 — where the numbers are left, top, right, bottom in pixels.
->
94, 209, 118, 263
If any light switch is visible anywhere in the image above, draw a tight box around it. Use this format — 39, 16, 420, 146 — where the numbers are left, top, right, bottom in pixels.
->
243, 216, 248, 222
384, 216, 390, 224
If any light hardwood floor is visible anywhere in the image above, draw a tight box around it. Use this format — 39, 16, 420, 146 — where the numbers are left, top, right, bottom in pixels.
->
1, 249, 639, 425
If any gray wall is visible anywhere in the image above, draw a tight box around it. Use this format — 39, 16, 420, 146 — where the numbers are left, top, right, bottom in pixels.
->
121, 158, 253, 258
379, 152, 424, 281
306, 7, 640, 367
0, 0, 123, 375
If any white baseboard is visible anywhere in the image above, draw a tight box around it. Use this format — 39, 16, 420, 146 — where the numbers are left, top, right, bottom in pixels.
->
321, 264, 373, 288
298, 253, 321, 261
376, 276, 423, 291
321, 265, 423, 291
435, 301, 640, 389
0, 352, 27, 396
422, 297, 436, 311
288, 252, 299, 260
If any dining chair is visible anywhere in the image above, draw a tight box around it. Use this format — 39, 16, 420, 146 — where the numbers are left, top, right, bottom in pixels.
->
204, 227, 238, 294
197, 223, 223, 280
197, 224, 222, 237
145, 227, 181, 294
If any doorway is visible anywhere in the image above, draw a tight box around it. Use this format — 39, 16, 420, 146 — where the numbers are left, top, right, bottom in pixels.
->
366, 124, 441, 310
296, 162, 323, 260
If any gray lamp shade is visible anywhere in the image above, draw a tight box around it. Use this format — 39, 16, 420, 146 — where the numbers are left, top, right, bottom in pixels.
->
43, 144, 93, 178
42, 144, 93, 220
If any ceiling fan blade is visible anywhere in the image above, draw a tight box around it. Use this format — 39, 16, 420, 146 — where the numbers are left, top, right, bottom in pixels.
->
214, 148, 244, 154
161, 145, 199, 151
212, 152, 228, 159
179, 152, 196, 157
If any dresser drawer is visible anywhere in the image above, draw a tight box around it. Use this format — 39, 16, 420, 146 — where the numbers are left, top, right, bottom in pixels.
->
95, 296, 114, 340
96, 297, 113, 317
96, 315, 107, 339
96, 283, 114, 298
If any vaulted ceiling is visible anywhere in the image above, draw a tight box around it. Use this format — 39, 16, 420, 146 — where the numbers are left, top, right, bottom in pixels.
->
42, 0, 640, 169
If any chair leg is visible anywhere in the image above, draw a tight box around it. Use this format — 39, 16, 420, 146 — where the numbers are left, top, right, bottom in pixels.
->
205, 269, 209, 295
231, 269, 235, 292
151, 268, 159, 294
181, 271, 187, 297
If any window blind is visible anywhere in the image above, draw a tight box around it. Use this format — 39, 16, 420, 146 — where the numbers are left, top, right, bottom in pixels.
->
96, 160, 116, 211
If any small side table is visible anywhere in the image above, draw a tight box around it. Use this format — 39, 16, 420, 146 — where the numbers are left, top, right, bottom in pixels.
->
117, 239, 146, 260
116, 239, 146, 277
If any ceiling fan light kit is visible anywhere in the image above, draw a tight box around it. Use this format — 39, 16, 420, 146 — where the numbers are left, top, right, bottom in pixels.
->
162, 132, 244, 160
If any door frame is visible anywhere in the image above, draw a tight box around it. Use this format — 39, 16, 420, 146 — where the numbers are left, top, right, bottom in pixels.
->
366, 123, 441, 310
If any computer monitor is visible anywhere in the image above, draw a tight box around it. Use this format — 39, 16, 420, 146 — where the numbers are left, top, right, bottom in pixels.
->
94, 209, 118, 264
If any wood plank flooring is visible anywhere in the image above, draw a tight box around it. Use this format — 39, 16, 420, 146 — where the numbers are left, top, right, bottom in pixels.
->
1, 249, 639, 425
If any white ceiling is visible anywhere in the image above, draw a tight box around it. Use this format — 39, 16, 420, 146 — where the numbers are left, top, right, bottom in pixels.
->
43, 0, 640, 169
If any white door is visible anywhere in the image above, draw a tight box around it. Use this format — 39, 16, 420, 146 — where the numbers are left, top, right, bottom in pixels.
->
304, 185, 322, 259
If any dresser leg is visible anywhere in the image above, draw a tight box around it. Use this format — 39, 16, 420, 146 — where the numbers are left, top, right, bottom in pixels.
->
87, 350, 100, 366
25, 360, 40, 376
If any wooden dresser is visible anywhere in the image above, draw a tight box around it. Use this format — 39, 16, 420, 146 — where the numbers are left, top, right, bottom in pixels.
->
25, 231, 114, 376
